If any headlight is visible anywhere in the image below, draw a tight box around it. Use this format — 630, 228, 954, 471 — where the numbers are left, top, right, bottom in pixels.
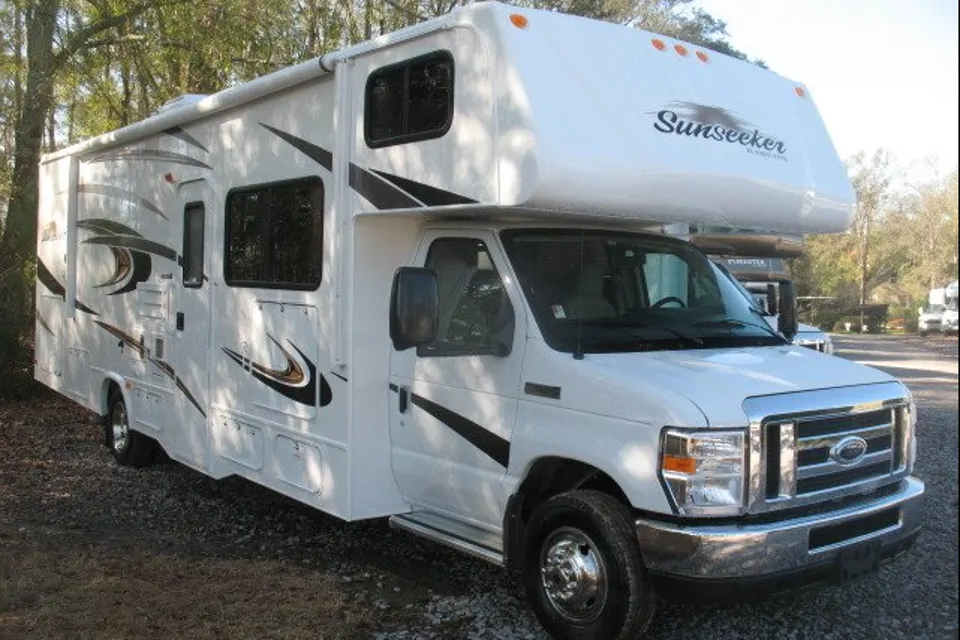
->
659, 428, 747, 516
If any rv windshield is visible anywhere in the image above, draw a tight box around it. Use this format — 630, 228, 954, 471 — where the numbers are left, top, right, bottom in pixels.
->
500, 229, 784, 354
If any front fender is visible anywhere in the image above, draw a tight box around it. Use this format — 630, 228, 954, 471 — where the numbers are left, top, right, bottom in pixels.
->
504, 400, 675, 515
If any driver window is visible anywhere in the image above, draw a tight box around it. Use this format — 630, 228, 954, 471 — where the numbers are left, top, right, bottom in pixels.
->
643, 253, 688, 305
419, 238, 514, 357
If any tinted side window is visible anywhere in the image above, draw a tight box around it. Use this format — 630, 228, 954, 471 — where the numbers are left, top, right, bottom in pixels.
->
419, 238, 513, 357
182, 202, 205, 288
225, 177, 323, 289
365, 51, 454, 148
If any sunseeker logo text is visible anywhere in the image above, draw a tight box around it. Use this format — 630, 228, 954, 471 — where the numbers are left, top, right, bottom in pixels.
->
652, 102, 788, 162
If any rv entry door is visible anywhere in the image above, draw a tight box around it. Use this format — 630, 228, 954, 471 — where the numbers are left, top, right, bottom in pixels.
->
172, 178, 213, 468
388, 231, 523, 527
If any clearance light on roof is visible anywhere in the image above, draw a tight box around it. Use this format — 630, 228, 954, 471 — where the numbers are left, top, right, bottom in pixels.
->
509, 13, 528, 29
795, 86, 806, 98
696, 51, 709, 62
652, 38, 666, 51
674, 44, 688, 56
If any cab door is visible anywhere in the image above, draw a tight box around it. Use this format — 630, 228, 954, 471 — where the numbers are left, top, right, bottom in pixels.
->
388, 231, 525, 527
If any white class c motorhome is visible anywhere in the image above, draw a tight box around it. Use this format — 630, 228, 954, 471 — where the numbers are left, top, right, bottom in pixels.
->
35, 4, 924, 638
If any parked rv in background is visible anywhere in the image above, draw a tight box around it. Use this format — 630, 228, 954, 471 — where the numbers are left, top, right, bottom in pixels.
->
690, 234, 834, 353
940, 281, 958, 334
919, 282, 958, 336
34, 4, 923, 638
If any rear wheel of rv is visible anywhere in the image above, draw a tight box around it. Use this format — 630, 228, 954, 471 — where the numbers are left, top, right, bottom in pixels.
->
107, 390, 156, 468
523, 490, 656, 640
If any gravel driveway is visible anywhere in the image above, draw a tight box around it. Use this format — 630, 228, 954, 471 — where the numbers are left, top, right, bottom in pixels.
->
1, 335, 957, 639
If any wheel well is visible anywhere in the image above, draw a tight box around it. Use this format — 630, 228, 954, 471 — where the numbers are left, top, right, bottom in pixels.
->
101, 379, 121, 416
504, 457, 632, 570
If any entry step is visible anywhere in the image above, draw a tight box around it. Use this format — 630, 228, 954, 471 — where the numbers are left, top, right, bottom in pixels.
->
390, 511, 504, 566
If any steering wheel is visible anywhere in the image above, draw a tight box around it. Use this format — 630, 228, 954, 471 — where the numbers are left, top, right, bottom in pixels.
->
652, 296, 686, 308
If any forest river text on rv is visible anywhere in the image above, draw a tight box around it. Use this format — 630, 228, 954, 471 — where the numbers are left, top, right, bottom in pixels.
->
35, 4, 924, 638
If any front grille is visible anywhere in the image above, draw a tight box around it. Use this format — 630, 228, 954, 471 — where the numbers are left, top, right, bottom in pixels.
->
748, 385, 911, 514
792, 408, 895, 496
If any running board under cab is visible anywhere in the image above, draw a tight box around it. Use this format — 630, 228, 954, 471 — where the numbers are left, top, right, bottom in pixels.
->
389, 512, 504, 567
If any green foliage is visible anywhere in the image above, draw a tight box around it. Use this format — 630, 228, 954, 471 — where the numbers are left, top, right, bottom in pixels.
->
794, 154, 959, 325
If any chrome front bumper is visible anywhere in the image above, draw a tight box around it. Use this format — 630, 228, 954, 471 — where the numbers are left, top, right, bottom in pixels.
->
636, 476, 924, 581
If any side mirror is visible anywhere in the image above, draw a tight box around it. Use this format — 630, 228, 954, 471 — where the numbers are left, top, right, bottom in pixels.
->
766, 283, 778, 316
390, 267, 439, 351
778, 280, 798, 342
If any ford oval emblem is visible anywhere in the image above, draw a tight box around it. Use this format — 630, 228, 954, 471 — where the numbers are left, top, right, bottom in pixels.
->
830, 436, 869, 466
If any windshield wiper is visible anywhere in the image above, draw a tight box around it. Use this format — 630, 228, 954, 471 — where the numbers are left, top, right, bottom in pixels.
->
691, 317, 780, 338
573, 319, 704, 348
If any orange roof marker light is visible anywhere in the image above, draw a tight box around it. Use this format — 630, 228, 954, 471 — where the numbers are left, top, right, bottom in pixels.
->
509, 13, 528, 29
795, 86, 806, 98
674, 44, 688, 56
652, 38, 666, 51
696, 50, 709, 62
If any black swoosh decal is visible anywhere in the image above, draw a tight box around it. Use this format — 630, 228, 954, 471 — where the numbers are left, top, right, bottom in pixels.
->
371, 169, 477, 206
94, 320, 145, 356
349, 164, 422, 210
150, 358, 206, 418
77, 218, 143, 237
76, 219, 156, 295
82, 235, 178, 262
78, 184, 166, 219
36, 257, 98, 314
223, 338, 331, 407
259, 123, 474, 209
85, 149, 212, 170
36, 312, 55, 337
163, 126, 209, 153
110, 251, 151, 296
330, 371, 348, 383
94, 321, 206, 417
97, 247, 132, 288
390, 386, 510, 468
259, 123, 332, 171
37, 258, 66, 298
174, 375, 207, 418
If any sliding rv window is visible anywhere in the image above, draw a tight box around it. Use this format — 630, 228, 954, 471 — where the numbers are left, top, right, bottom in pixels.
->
365, 50, 454, 148
182, 202, 205, 288
224, 177, 323, 290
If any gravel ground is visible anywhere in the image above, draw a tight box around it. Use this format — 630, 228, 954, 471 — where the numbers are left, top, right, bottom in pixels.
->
1, 334, 957, 639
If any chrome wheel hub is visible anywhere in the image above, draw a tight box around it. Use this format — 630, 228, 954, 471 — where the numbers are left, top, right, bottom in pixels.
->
540, 527, 608, 622
112, 404, 129, 453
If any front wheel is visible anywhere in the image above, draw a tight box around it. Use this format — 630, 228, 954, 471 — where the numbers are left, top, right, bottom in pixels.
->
523, 490, 656, 640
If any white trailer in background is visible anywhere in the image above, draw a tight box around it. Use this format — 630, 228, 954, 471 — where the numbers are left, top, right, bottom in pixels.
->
938, 281, 958, 334
35, 4, 923, 638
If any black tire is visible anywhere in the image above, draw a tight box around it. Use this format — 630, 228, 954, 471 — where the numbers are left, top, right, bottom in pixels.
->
107, 390, 156, 468
523, 490, 656, 640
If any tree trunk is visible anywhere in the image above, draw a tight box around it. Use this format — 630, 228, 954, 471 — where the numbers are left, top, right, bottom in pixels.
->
859, 218, 870, 330
2, 0, 60, 257
0, 0, 60, 394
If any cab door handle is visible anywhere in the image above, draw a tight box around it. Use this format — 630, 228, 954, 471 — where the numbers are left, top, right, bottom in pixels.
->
398, 386, 409, 413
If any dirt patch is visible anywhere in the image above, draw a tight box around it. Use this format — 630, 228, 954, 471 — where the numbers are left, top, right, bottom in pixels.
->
0, 394, 444, 640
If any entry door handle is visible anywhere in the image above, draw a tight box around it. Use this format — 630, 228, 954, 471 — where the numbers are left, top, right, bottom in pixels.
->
176, 312, 185, 331
398, 386, 409, 413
